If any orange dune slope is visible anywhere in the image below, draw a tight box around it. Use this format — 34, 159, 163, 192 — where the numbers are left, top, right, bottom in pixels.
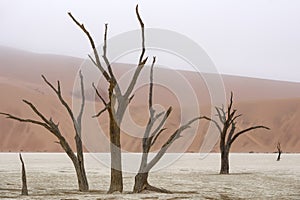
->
0, 47, 299, 153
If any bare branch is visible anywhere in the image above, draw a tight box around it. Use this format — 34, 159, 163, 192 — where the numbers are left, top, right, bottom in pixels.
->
88, 54, 98, 67
154, 110, 165, 121
41, 75, 58, 94
92, 82, 108, 106
123, 5, 148, 99
140, 57, 158, 144
22, 99, 50, 124
201, 116, 222, 134
0, 112, 49, 129
77, 70, 85, 124
150, 128, 167, 147
216, 105, 226, 117
141, 58, 168, 152
92, 107, 108, 118
92, 82, 109, 118
146, 116, 201, 171
215, 106, 225, 124
102, 23, 122, 97
148, 57, 156, 113
102, 23, 108, 60
229, 109, 237, 120
124, 57, 148, 99
102, 24, 114, 80
230, 114, 242, 124
41, 76, 77, 130
129, 94, 135, 103
229, 125, 270, 145
150, 106, 172, 139
0, 111, 63, 140
226, 122, 236, 148
136, 5, 145, 63
277, 142, 281, 151
227, 91, 234, 120
68, 12, 110, 81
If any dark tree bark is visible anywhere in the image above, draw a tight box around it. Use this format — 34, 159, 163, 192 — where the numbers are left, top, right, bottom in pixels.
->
277, 142, 282, 161
19, 153, 28, 196
133, 57, 202, 193
202, 92, 270, 174
0, 71, 89, 191
69, 5, 147, 193
108, 118, 123, 193
220, 149, 229, 174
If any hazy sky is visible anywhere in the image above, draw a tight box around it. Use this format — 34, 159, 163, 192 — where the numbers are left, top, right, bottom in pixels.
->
1, 0, 300, 82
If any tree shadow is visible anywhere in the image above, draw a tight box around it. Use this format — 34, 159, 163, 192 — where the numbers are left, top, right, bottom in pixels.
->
203, 193, 243, 200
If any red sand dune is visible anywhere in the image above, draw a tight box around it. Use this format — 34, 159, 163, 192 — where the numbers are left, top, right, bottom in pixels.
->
0, 46, 299, 153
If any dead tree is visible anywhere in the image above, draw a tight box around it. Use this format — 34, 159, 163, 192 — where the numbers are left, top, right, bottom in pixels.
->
202, 92, 270, 174
277, 142, 282, 161
19, 153, 28, 195
69, 5, 147, 193
133, 57, 202, 193
0, 71, 89, 191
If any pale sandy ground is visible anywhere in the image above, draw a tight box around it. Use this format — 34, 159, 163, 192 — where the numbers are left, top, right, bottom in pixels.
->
0, 153, 299, 200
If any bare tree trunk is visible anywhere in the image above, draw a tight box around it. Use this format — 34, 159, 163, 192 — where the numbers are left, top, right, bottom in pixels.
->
133, 171, 171, 193
277, 142, 282, 161
108, 119, 123, 193
75, 135, 89, 191
133, 150, 149, 193
220, 131, 229, 174
220, 149, 229, 174
133, 147, 150, 193
73, 160, 88, 192
59, 136, 88, 192
133, 172, 149, 193
78, 160, 88, 191
277, 151, 281, 161
19, 153, 28, 196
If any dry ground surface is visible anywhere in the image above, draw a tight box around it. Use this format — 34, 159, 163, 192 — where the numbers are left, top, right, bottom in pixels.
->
0, 153, 299, 200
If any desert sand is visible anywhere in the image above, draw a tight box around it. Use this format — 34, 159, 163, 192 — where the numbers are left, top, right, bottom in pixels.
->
0, 46, 300, 153
0, 153, 299, 199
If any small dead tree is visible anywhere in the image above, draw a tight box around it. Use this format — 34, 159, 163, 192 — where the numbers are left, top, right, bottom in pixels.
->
69, 5, 147, 193
133, 57, 202, 193
0, 72, 89, 191
277, 142, 282, 161
19, 153, 28, 196
202, 92, 270, 174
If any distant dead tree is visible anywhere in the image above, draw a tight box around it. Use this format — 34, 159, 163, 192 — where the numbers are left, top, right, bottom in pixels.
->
133, 57, 202, 193
202, 92, 270, 174
0, 72, 89, 191
69, 5, 147, 193
277, 142, 282, 161
19, 153, 28, 195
